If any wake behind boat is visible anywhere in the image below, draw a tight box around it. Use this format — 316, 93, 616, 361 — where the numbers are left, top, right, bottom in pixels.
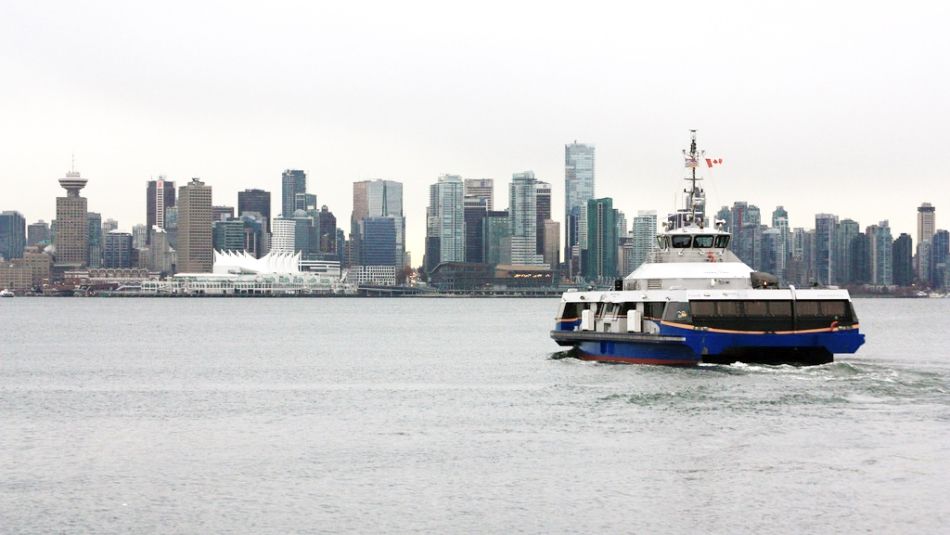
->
551, 131, 865, 365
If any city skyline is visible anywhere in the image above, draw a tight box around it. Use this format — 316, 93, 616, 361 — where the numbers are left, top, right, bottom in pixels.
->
1, 2, 948, 260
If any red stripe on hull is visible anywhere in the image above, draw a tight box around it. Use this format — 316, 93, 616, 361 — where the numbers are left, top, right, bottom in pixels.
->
577, 354, 699, 366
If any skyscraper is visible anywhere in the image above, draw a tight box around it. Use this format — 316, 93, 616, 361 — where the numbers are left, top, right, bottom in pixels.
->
892, 233, 914, 287
631, 210, 657, 272
731, 202, 762, 270
834, 219, 860, 285
463, 179, 493, 210
212, 206, 234, 222
87, 212, 102, 268
0, 211, 26, 260
535, 181, 551, 256
867, 221, 893, 286
177, 178, 213, 273
543, 220, 560, 272
317, 206, 338, 258
270, 218, 296, 254
814, 213, 838, 286
54, 169, 89, 266
427, 174, 465, 264
509, 171, 545, 265
146, 177, 175, 244
281, 169, 307, 217
917, 203, 936, 245
482, 210, 511, 266
463, 195, 487, 263
351, 180, 404, 268
212, 220, 246, 253
103, 231, 133, 268
237, 189, 271, 233
931, 230, 949, 289
583, 198, 618, 281
565, 142, 595, 271
27, 220, 50, 247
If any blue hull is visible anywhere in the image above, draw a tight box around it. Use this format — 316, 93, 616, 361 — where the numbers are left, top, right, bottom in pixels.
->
560, 323, 865, 366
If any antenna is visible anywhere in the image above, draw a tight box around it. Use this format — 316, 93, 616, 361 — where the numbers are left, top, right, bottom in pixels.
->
71, 153, 75, 172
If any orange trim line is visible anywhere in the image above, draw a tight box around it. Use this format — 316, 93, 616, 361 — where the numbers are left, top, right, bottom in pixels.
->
661, 321, 860, 335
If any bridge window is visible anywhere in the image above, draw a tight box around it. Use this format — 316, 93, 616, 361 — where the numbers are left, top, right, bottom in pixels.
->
693, 235, 714, 248
714, 235, 730, 248
671, 235, 692, 248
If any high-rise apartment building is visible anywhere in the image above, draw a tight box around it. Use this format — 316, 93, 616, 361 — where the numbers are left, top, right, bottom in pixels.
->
867, 221, 893, 286
731, 202, 762, 270
270, 218, 297, 254
535, 181, 551, 256
146, 177, 175, 244
565, 142, 595, 271
177, 178, 213, 273
54, 170, 89, 266
892, 233, 914, 286
482, 211, 511, 266
814, 213, 838, 286
281, 169, 307, 217
583, 198, 618, 281
931, 230, 950, 289
834, 219, 860, 285
509, 171, 545, 265
427, 175, 465, 264
631, 210, 657, 272
237, 189, 271, 233
0, 211, 26, 260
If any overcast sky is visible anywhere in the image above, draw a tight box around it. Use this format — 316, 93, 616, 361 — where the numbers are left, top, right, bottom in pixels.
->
1, 0, 948, 259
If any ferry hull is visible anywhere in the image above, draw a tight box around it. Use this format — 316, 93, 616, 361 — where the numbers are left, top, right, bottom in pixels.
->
552, 325, 864, 366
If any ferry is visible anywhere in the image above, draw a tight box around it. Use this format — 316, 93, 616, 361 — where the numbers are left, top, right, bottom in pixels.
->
551, 131, 865, 365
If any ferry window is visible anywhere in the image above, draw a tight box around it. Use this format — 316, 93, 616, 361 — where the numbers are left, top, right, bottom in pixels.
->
671, 235, 692, 248
821, 301, 847, 317
714, 235, 730, 248
690, 301, 716, 317
693, 235, 714, 248
663, 302, 691, 321
656, 236, 667, 249
644, 302, 665, 318
717, 301, 741, 316
796, 301, 820, 316
768, 301, 792, 317
743, 300, 768, 316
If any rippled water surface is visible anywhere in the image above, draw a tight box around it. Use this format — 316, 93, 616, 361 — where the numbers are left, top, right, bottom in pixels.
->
1, 297, 948, 533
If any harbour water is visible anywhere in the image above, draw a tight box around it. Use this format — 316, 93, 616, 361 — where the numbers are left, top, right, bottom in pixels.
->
1, 298, 947, 533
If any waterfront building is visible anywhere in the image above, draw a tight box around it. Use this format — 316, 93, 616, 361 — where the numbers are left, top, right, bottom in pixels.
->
0, 211, 26, 260
892, 233, 914, 287
867, 221, 893, 286
177, 178, 213, 273
483, 210, 511, 266
270, 217, 296, 254
27, 220, 50, 247
814, 213, 837, 286
103, 231, 133, 268
463, 179, 493, 211
238, 189, 271, 233
0, 259, 32, 291
349, 265, 397, 286
24, 251, 52, 286
146, 177, 175, 244
582, 197, 618, 281
54, 169, 89, 267
212, 219, 246, 253
281, 169, 307, 217
212, 206, 234, 222
631, 210, 657, 273
427, 174, 465, 265
87, 212, 102, 268
564, 141, 595, 272
464, 195, 487, 263
536, 181, 551, 256
509, 171, 545, 266
931, 230, 949, 289
834, 219, 860, 285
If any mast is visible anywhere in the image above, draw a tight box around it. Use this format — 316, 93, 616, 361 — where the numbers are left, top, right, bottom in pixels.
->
676, 129, 705, 229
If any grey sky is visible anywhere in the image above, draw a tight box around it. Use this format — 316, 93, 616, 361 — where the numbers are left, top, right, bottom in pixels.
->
1, 0, 948, 259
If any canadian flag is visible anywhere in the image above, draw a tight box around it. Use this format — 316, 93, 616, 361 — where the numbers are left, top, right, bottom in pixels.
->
705, 158, 724, 168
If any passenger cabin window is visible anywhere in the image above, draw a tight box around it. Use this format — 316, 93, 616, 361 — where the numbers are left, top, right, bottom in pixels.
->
693, 235, 714, 248
714, 235, 730, 248
671, 235, 692, 248
656, 236, 669, 249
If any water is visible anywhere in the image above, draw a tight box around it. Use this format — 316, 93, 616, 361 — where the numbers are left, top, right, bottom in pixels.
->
1, 297, 947, 533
